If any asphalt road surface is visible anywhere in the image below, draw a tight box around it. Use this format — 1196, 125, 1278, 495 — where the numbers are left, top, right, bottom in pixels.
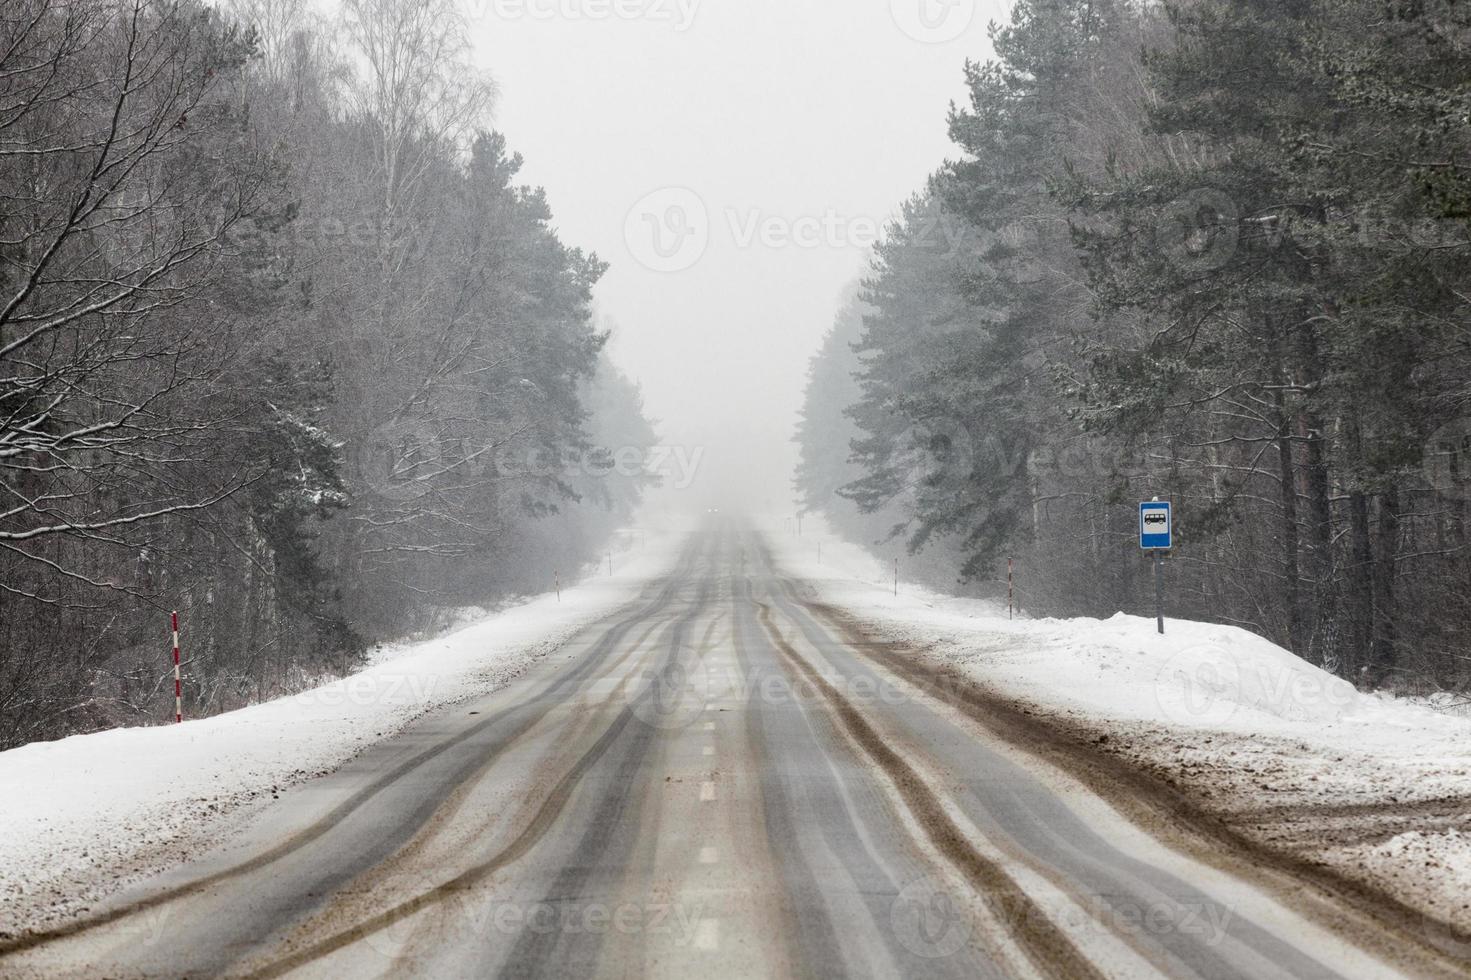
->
1, 523, 1460, 978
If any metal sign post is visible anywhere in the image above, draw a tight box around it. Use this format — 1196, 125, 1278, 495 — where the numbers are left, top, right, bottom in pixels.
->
1153, 551, 1164, 635
1139, 499, 1173, 634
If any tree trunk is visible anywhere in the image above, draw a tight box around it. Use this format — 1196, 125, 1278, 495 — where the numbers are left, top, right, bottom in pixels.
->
1348, 485, 1373, 681
1370, 486, 1400, 684
1275, 387, 1304, 655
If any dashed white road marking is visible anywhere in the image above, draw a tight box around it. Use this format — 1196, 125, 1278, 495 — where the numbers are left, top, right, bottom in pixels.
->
699, 846, 719, 865
694, 919, 720, 951
700, 781, 716, 801
703, 746, 715, 756
703, 721, 715, 731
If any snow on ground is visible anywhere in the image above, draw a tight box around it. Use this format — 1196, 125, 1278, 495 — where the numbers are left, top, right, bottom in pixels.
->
0, 521, 685, 937
767, 515, 1471, 936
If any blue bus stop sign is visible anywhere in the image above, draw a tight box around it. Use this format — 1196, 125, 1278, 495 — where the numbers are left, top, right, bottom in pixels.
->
1139, 500, 1172, 550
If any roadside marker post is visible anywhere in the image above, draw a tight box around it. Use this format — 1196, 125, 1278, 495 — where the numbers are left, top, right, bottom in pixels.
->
893, 557, 898, 597
170, 611, 182, 723
1008, 557, 1014, 620
1139, 499, 1173, 635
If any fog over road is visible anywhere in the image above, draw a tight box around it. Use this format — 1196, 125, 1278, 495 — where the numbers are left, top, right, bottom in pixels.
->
1, 523, 1456, 979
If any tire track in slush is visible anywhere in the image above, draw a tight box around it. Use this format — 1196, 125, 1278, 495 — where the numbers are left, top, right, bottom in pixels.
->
0, 538, 709, 963
239, 577, 721, 979
473, 577, 724, 975
733, 574, 1006, 979
448, 603, 727, 976
783, 599, 1471, 978
730, 574, 847, 977
753, 601, 1107, 980
225, 565, 712, 978
255, 609, 680, 969
755, 535, 1471, 980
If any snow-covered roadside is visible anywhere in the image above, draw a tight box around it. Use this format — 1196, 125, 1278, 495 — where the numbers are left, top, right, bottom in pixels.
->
767, 516, 1471, 938
0, 522, 685, 937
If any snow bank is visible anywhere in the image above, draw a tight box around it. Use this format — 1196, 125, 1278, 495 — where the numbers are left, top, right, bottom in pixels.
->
0, 521, 684, 932
769, 514, 1469, 740
767, 514, 1471, 933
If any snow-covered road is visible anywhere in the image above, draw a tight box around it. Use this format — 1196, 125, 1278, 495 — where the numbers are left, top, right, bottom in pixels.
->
1, 519, 1467, 978
0, 525, 685, 938
769, 516, 1471, 959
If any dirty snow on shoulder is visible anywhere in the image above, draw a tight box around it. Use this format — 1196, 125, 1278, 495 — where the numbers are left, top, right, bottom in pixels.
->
768, 515, 1471, 935
0, 526, 683, 937
771, 514, 1469, 738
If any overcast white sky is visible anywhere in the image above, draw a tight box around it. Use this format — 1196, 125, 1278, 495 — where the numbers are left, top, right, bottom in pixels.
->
470, 0, 1007, 513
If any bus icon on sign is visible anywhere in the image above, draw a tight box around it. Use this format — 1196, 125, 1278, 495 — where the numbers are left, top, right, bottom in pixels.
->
1139, 500, 1172, 550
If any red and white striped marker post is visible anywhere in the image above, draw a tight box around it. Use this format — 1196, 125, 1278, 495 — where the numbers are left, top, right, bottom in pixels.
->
171, 611, 182, 724
1008, 557, 1014, 620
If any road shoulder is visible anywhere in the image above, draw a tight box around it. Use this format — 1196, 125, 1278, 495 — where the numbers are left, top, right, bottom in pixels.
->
768, 524, 1471, 972
0, 531, 681, 942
